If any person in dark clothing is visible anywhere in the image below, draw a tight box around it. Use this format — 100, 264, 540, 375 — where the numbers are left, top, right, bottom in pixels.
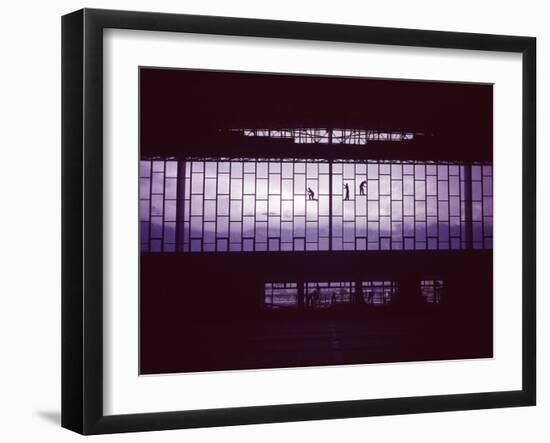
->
307, 187, 315, 200
311, 285, 320, 308
343, 183, 350, 201
359, 180, 367, 195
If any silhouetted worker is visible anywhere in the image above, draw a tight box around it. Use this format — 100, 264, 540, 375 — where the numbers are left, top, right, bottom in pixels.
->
343, 183, 350, 201
367, 290, 374, 304
331, 292, 337, 306
359, 180, 367, 196
307, 187, 315, 200
434, 280, 443, 304
312, 285, 320, 308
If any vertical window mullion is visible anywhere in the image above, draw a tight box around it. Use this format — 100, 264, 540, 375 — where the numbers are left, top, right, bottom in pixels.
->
148, 160, 154, 252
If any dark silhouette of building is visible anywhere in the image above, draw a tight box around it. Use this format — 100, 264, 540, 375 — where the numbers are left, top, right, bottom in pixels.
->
139, 68, 493, 375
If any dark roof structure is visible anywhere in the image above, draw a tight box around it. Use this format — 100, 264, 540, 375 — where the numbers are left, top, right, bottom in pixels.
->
140, 68, 493, 162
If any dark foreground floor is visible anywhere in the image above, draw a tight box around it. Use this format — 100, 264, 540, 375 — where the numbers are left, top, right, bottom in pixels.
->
140, 308, 492, 374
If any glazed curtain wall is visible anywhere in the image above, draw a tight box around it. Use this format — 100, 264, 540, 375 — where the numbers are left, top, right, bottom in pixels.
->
139, 159, 493, 253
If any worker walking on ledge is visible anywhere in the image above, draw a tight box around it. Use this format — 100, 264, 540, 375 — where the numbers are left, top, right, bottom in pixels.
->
307, 187, 315, 200
343, 183, 350, 201
359, 180, 367, 196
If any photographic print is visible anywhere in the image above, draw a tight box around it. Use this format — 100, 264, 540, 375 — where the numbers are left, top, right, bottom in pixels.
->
139, 68, 493, 375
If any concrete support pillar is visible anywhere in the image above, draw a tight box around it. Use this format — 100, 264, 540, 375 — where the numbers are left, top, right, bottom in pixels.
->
297, 281, 305, 309
396, 276, 423, 309
354, 280, 364, 304
175, 159, 187, 252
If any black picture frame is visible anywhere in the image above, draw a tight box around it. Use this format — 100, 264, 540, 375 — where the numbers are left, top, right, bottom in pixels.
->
62, 8, 536, 435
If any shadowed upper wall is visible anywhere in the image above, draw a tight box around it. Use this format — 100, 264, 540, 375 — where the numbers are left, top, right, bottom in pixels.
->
140, 68, 493, 162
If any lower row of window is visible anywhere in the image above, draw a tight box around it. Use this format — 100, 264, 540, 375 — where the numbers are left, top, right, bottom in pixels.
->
264, 280, 443, 308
